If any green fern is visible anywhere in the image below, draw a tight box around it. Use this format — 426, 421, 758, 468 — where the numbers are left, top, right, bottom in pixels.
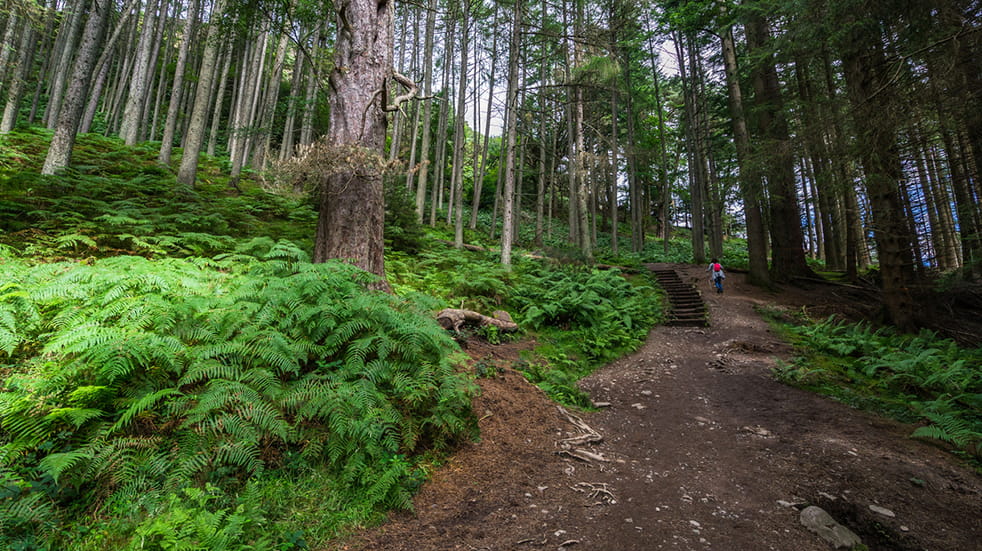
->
912, 411, 982, 452
1, 251, 479, 547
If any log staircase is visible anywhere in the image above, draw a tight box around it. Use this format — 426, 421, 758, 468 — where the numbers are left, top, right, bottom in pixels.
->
651, 268, 708, 327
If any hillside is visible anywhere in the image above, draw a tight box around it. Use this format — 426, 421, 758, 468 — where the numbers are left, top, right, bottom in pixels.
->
0, 129, 979, 550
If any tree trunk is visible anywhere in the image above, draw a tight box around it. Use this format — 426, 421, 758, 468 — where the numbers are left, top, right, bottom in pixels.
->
452, 7, 469, 249
119, 0, 160, 145
44, 2, 86, 128
1, 17, 37, 133
298, 22, 324, 146
0, 14, 21, 100
499, 0, 522, 267
229, 32, 266, 184
79, 0, 141, 134
470, 2, 499, 230
252, 30, 290, 170
143, 0, 169, 142
206, 44, 232, 156
720, 20, 770, 286
28, 0, 60, 125
414, 0, 436, 221
279, 35, 305, 161
313, 0, 394, 287
430, 17, 453, 226
42, 0, 108, 175
607, 91, 619, 255
745, 13, 813, 282
644, 16, 671, 253
158, 0, 199, 165
839, 22, 917, 330
676, 32, 705, 264
177, 0, 224, 185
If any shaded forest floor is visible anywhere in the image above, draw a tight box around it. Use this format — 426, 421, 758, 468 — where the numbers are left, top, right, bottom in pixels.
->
343, 264, 981, 551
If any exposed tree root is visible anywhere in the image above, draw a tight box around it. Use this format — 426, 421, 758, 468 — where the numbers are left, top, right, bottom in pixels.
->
436, 308, 519, 332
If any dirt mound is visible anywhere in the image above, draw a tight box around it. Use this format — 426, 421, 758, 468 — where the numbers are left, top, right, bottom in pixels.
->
345, 264, 982, 551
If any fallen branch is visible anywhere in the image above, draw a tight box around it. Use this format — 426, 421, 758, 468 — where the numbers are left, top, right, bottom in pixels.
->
436, 308, 518, 333
570, 482, 616, 504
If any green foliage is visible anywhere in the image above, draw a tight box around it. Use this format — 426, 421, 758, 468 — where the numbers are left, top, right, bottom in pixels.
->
126, 484, 272, 551
0, 130, 313, 259
0, 126, 668, 546
383, 176, 425, 254
387, 247, 661, 407
510, 266, 659, 364
0, 251, 477, 548
768, 314, 982, 460
387, 247, 514, 313
515, 356, 593, 409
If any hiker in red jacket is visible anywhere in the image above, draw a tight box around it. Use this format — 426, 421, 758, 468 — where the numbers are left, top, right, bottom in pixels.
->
707, 258, 725, 294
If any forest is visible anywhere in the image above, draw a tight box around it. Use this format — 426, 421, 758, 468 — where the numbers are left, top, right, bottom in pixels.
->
0, 0, 979, 548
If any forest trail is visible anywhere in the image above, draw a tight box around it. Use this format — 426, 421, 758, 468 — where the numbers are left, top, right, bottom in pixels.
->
347, 264, 982, 551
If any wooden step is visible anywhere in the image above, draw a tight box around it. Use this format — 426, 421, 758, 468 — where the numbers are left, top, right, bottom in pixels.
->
651, 268, 709, 327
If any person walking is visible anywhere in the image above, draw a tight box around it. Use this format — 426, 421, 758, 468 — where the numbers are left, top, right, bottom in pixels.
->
707, 258, 725, 294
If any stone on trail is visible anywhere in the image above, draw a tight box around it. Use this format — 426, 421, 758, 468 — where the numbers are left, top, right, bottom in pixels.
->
868, 504, 896, 518
799, 505, 863, 549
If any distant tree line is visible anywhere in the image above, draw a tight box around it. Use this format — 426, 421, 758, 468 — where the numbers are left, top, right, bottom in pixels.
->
0, 0, 979, 328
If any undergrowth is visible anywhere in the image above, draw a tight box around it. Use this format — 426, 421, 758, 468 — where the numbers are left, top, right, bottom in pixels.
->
0, 246, 477, 549
388, 247, 663, 406
762, 309, 982, 464
0, 127, 664, 548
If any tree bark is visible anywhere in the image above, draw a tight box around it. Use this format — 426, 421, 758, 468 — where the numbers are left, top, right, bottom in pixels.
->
839, 19, 917, 330
43, 1, 86, 128
606, 92, 618, 255
452, 6, 469, 249
470, 2, 499, 230
1, 15, 38, 133
745, 12, 813, 282
42, 0, 108, 175
720, 20, 770, 286
436, 308, 518, 333
313, 0, 394, 288
499, 0, 522, 267
414, 0, 437, 221
675, 31, 705, 264
158, 0, 199, 165
177, 0, 224, 185
206, 44, 232, 156
119, 0, 159, 145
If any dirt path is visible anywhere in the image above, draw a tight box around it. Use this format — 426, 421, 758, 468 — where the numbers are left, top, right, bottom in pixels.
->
348, 265, 982, 551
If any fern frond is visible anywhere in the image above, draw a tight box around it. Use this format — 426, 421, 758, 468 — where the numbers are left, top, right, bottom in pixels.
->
45, 407, 105, 428
912, 412, 981, 449
38, 449, 95, 483
110, 388, 181, 433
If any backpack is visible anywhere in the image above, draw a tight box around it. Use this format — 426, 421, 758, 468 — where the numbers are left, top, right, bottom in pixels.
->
713, 263, 721, 272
